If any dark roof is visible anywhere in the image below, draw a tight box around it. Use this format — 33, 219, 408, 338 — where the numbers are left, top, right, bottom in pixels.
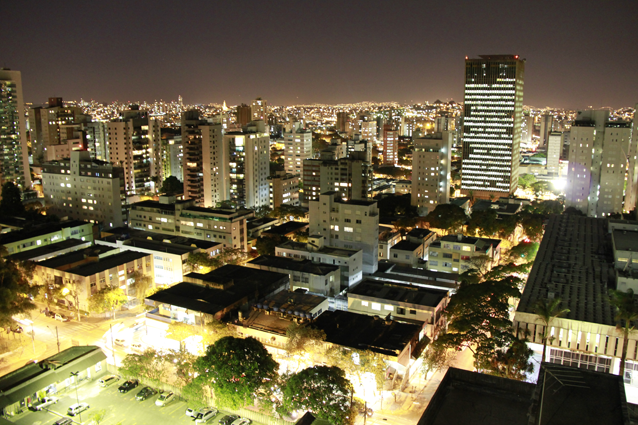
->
247, 217, 278, 230
186, 264, 289, 291
438, 235, 501, 250
131, 200, 177, 211
349, 279, 448, 307
66, 251, 149, 276
247, 255, 339, 276
0, 220, 91, 245
121, 238, 200, 255
375, 263, 460, 284
312, 310, 420, 357
263, 221, 309, 236
391, 240, 422, 252
38, 245, 119, 269
407, 228, 435, 240
184, 206, 253, 217
7, 239, 89, 262
612, 229, 638, 251
100, 228, 222, 250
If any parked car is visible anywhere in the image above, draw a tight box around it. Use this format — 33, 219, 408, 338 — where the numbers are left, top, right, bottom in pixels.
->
54, 418, 72, 425
230, 418, 251, 425
118, 379, 139, 393
194, 408, 219, 423
155, 391, 175, 407
98, 375, 119, 387
218, 415, 239, 425
135, 386, 157, 401
29, 396, 58, 411
67, 402, 90, 416
11, 326, 23, 333
54, 313, 70, 322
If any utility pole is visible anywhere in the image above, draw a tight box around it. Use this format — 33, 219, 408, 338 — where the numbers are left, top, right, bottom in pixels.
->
70, 371, 82, 423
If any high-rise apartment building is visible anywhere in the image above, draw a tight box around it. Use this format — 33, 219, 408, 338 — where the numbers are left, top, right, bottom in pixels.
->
309, 192, 379, 274
251, 98, 267, 121
236, 104, 252, 127
382, 124, 398, 166
42, 150, 126, 227
626, 103, 638, 213
461, 55, 525, 199
107, 107, 161, 196
565, 110, 633, 217
302, 156, 372, 205
360, 120, 377, 143
546, 131, 563, 176
29, 97, 84, 165
0, 69, 31, 190
411, 131, 452, 215
283, 122, 312, 177
521, 113, 534, 146
539, 114, 553, 148
268, 172, 300, 208
336, 112, 349, 133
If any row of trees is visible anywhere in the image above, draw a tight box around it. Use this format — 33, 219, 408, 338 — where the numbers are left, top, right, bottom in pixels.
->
186, 247, 252, 273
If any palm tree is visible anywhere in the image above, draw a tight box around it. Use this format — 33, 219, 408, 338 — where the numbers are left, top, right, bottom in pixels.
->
534, 297, 570, 364
609, 289, 638, 378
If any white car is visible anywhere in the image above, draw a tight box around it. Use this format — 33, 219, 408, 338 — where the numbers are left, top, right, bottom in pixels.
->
230, 418, 252, 425
98, 375, 119, 387
155, 391, 175, 406
194, 408, 219, 423
114, 338, 129, 347
29, 396, 58, 411
67, 402, 90, 416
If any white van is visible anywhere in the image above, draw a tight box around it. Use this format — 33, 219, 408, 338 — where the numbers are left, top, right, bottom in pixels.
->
98, 375, 119, 387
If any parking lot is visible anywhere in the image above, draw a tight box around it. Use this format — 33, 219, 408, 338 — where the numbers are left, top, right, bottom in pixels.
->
11, 376, 263, 425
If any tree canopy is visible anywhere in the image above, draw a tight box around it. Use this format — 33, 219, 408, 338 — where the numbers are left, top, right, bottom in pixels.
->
119, 348, 168, 384
0, 251, 38, 327
187, 248, 250, 273
424, 203, 467, 234
0, 182, 26, 217
507, 241, 540, 264
88, 285, 127, 319
285, 322, 326, 356
281, 366, 354, 425
609, 289, 638, 377
255, 235, 288, 256
518, 174, 537, 190
160, 176, 183, 194
466, 209, 499, 237
194, 336, 278, 409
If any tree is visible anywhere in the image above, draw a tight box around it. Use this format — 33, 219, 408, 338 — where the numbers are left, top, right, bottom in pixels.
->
270, 205, 306, 222
424, 203, 467, 234
421, 339, 455, 377
88, 286, 127, 319
507, 241, 540, 264
62, 277, 85, 321
0, 251, 38, 327
436, 275, 522, 370
187, 248, 250, 273
481, 337, 534, 381
498, 214, 520, 241
518, 211, 544, 241
533, 297, 570, 364
130, 271, 153, 303
0, 182, 26, 217
119, 348, 168, 384
356, 350, 387, 392
182, 375, 208, 409
392, 217, 418, 236
165, 348, 198, 387
160, 176, 183, 194
281, 366, 354, 425
39, 277, 63, 310
609, 289, 638, 378
89, 409, 107, 424
518, 174, 537, 190
285, 322, 326, 364
194, 336, 278, 409
467, 209, 499, 237
255, 235, 288, 256
254, 205, 272, 218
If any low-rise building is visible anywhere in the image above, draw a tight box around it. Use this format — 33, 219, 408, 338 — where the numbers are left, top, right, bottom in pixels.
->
0, 220, 96, 255
246, 255, 340, 296
378, 229, 402, 261
427, 234, 501, 274
276, 235, 363, 287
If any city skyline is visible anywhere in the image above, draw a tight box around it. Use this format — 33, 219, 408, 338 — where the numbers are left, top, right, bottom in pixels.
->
3, 0, 637, 109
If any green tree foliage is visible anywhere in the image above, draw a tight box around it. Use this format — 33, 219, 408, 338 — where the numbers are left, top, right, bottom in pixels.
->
609, 289, 638, 377
375, 166, 410, 179
424, 203, 467, 234
466, 209, 499, 237
356, 350, 387, 392
526, 200, 563, 216
281, 366, 354, 425
498, 214, 520, 240
0, 251, 38, 327
254, 206, 272, 218
436, 275, 522, 370
182, 375, 208, 409
194, 336, 278, 409
421, 340, 455, 376
187, 248, 250, 272
533, 297, 570, 364
507, 241, 540, 264
160, 176, 183, 194
119, 348, 168, 384
481, 337, 534, 381
165, 348, 198, 387
285, 322, 326, 356
0, 182, 26, 217
270, 205, 306, 222
392, 217, 418, 236
88, 286, 127, 319
39, 277, 63, 309
518, 211, 544, 241
518, 174, 537, 190
531, 181, 549, 197
255, 235, 288, 256
375, 194, 417, 218
130, 271, 153, 302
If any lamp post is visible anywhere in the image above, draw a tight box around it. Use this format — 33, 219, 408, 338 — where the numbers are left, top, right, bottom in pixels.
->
70, 371, 82, 423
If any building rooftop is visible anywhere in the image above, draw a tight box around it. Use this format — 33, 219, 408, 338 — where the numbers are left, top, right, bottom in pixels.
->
0, 220, 91, 245
612, 229, 638, 252
516, 215, 616, 326
185, 264, 289, 292
391, 240, 422, 252
184, 206, 254, 218
246, 217, 278, 231
277, 240, 360, 258
376, 263, 460, 285
66, 251, 150, 277
121, 238, 201, 256
435, 235, 501, 252
248, 255, 339, 276
101, 228, 221, 250
147, 281, 247, 316
7, 239, 90, 262
349, 279, 448, 307
407, 228, 435, 240
38, 245, 119, 270
312, 310, 421, 357
263, 221, 309, 236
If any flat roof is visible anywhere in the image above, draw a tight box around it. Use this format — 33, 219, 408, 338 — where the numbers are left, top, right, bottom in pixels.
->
101, 228, 222, 250
613, 229, 638, 252
38, 245, 119, 269
277, 240, 360, 258
407, 228, 435, 239
260, 289, 327, 313
516, 215, 616, 326
376, 263, 460, 284
122, 238, 199, 255
349, 279, 448, 307
0, 220, 91, 245
7, 239, 89, 262
248, 255, 339, 276
312, 310, 420, 357
147, 281, 245, 316
67, 251, 150, 277
263, 221, 308, 236
391, 240, 422, 252
186, 264, 289, 289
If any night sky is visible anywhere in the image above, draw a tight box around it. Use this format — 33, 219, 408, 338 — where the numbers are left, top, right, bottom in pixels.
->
2, 0, 637, 109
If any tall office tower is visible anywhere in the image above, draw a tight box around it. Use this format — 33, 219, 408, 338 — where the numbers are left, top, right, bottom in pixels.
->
283, 122, 312, 177
360, 120, 377, 143
336, 112, 349, 133
29, 97, 83, 165
309, 192, 379, 274
546, 131, 563, 176
181, 110, 210, 205
626, 103, 638, 214
160, 130, 183, 183
223, 121, 270, 208
302, 156, 372, 204
42, 150, 126, 227
521, 113, 533, 145
301, 158, 322, 207
566, 110, 633, 217
0, 69, 31, 190
411, 131, 453, 215
460, 55, 525, 200
251, 98, 267, 121
236, 103, 252, 127
382, 124, 398, 166
107, 106, 161, 196
539, 114, 553, 148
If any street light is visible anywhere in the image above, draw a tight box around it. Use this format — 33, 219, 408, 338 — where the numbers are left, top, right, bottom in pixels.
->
70, 371, 82, 422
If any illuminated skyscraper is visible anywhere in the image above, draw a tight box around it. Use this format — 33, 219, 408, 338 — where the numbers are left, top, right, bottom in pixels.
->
0, 69, 31, 190
283, 122, 312, 177
460, 55, 525, 199
411, 131, 452, 215
251, 98, 267, 121
382, 124, 398, 166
